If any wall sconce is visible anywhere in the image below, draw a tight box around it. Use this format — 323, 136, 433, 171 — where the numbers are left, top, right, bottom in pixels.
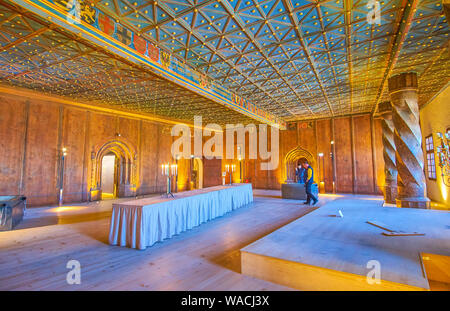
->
436, 132, 450, 187
330, 140, 334, 145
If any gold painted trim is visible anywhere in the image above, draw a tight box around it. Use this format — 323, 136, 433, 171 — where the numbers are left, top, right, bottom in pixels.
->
388, 87, 418, 95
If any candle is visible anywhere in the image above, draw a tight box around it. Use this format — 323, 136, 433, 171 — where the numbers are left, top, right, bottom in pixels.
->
232, 165, 236, 172
161, 164, 164, 175
171, 164, 177, 176
225, 165, 229, 172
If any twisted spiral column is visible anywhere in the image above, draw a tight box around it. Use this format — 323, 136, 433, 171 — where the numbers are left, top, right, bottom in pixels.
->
379, 102, 397, 204
388, 72, 430, 208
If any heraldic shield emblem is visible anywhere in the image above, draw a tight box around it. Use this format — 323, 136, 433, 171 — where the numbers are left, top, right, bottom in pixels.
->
133, 34, 147, 55
98, 12, 115, 36
115, 24, 132, 46
161, 51, 171, 68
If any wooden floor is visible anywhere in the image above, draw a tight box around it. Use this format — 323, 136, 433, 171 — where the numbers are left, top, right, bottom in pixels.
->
0, 190, 341, 290
241, 196, 450, 291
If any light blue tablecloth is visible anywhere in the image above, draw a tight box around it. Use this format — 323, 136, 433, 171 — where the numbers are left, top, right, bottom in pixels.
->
109, 184, 253, 249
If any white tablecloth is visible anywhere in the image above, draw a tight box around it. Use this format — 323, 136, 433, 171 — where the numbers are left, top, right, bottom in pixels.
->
108, 184, 253, 249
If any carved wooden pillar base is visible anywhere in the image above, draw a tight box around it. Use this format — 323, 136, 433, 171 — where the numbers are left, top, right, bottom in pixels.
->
396, 197, 430, 209
384, 185, 397, 204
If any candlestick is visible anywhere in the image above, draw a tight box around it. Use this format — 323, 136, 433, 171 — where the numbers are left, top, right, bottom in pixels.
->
171, 164, 178, 176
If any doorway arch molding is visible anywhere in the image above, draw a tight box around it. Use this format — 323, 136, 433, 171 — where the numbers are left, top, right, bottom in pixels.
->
89, 139, 138, 200
284, 146, 316, 183
192, 157, 204, 190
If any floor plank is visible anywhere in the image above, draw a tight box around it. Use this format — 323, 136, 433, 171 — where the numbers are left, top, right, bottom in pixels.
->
0, 190, 338, 290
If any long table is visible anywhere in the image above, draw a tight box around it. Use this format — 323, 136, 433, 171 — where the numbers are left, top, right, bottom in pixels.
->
109, 184, 253, 250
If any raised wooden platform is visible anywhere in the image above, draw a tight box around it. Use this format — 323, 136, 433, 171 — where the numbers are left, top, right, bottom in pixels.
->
241, 197, 450, 291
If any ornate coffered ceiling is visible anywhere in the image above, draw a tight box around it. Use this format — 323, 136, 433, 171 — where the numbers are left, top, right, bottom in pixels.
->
0, 0, 449, 124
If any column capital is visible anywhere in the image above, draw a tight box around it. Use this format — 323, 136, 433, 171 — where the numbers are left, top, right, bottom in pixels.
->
378, 101, 393, 117
388, 72, 418, 94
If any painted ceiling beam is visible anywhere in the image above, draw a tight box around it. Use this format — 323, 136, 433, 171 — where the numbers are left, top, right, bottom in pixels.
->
371, 0, 419, 115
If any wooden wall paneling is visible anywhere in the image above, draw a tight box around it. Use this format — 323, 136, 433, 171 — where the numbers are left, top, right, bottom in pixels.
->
353, 115, 375, 194
203, 158, 222, 188
23, 100, 60, 206
370, 116, 378, 194
373, 118, 385, 194
334, 117, 353, 193
242, 132, 250, 183
89, 112, 116, 151
266, 127, 276, 189
201, 132, 222, 188
254, 157, 268, 189
56, 106, 63, 203
279, 127, 297, 182
154, 124, 162, 193
87, 112, 116, 197
138, 120, 143, 195
61, 107, 88, 203
331, 118, 337, 193
157, 125, 173, 193
350, 116, 356, 193
81, 111, 90, 201
297, 122, 316, 156
0, 95, 27, 195
139, 121, 159, 194
118, 117, 139, 149
297, 122, 318, 185
118, 117, 139, 190
316, 119, 333, 192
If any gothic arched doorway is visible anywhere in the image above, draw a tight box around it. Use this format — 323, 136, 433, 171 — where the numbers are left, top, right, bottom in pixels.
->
100, 152, 117, 199
89, 139, 137, 201
284, 146, 317, 183
191, 157, 203, 189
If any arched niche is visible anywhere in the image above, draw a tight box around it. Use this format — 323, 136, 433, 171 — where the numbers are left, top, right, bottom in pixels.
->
89, 139, 137, 201
284, 146, 317, 183
192, 157, 204, 189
